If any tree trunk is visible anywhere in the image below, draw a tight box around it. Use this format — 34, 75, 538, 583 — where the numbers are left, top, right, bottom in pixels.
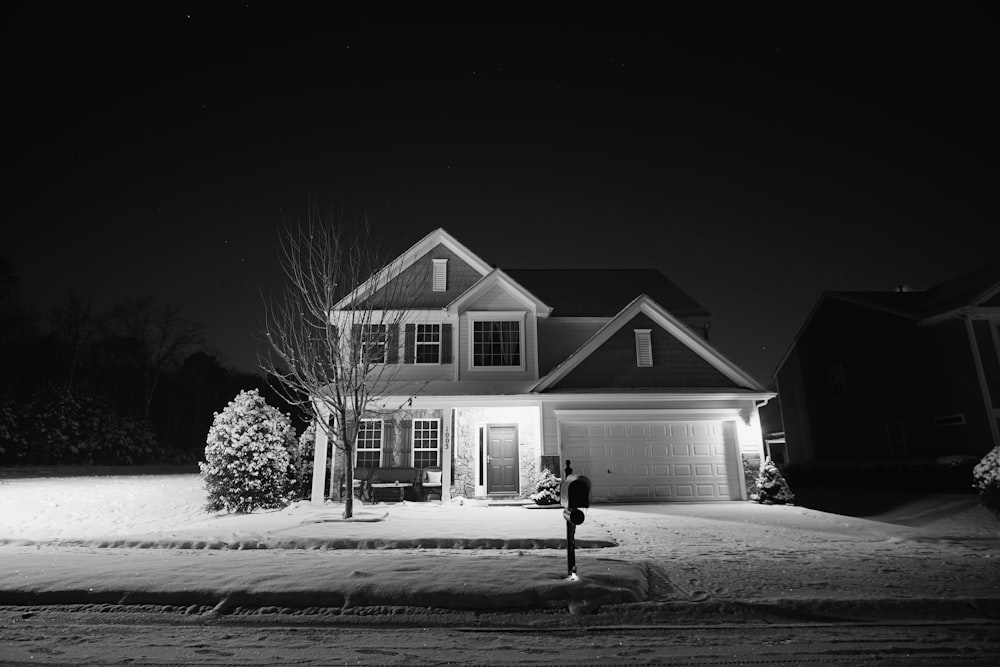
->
343, 442, 354, 519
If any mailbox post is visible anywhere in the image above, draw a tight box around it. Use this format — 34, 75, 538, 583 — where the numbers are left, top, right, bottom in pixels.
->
560, 460, 591, 579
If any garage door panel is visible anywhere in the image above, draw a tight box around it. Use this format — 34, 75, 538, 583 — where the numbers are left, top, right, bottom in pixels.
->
560, 419, 735, 502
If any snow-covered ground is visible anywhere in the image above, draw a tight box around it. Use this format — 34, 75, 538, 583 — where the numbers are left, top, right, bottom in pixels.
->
0, 472, 998, 622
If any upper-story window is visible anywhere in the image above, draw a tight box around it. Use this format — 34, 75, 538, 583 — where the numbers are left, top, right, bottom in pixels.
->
471, 315, 523, 368
432, 259, 448, 292
361, 324, 387, 364
415, 323, 441, 364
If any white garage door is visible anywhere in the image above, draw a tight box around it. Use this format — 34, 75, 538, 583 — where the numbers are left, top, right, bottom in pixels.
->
560, 421, 737, 501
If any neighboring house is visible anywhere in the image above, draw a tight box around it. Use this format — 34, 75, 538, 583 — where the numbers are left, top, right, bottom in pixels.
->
310, 228, 773, 503
774, 261, 1000, 465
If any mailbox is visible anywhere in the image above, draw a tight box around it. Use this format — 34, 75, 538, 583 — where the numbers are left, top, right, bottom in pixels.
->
560, 474, 591, 509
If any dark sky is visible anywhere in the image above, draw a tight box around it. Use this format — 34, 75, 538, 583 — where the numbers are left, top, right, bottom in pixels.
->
5, 7, 996, 384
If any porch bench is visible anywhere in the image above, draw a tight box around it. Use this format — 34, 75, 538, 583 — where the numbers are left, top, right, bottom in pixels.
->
369, 467, 420, 502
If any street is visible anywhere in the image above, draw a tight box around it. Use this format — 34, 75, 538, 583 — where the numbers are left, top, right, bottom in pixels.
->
2, 608, 997, 666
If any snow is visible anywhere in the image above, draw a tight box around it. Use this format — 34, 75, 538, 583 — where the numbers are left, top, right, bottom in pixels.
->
1, 472, 998, 622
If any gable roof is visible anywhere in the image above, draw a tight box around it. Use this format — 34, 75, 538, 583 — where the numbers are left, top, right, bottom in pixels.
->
773, 259, 1000, 378
334, 228, 493, 310
506, 269, 711, 318
447, 268, 553, 316
532, 294, 766, 393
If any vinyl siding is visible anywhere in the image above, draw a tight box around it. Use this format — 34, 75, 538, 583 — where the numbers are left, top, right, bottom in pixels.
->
368, 243, 484, 309
550, 313, 740, 390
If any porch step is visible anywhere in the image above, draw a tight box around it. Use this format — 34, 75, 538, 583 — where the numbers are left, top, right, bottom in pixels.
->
487, 498, 532, 507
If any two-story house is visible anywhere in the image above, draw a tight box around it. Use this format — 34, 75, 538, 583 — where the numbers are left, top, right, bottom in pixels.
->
309, 228, 773, 504
774, 260, 1000, 465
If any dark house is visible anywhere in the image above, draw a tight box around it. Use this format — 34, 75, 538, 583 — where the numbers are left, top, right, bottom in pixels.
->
774, 261, 1000, 464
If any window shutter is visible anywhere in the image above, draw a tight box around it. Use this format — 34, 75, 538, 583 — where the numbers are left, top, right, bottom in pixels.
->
634, 329, 653, 367
441, 324, 453, 363
404, 324, 415, 364
386, 325, 399, 364
400, 420, 412, 464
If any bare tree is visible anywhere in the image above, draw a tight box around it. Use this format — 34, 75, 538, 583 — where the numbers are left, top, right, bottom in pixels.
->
49, 290, 102, 392
110, 298, 205, 421
261, 207, 414, 519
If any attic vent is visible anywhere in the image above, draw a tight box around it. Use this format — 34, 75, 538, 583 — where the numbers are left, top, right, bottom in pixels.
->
432, 259, 448, 292
634, 329, 653, 367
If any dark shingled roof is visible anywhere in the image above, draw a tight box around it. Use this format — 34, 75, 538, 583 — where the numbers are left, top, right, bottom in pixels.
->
829, 260, 1000, 320
504, 269, 711, 318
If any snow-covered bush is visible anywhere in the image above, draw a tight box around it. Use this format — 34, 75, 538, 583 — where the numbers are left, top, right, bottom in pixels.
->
529, 469, 561, 505
199, 389, 297, 513
7, 385, 158, 465
754, 457, 795, 504
972, 446, 1000, 518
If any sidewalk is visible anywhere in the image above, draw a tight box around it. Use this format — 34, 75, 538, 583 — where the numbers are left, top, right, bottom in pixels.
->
2, 494, 998, 623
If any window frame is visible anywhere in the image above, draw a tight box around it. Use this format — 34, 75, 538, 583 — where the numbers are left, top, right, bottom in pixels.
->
467, 311, 526, 371
361, 324, 388, 365
414, 323, 442, 365
411, 418, 440, 469
354, 419, 383, 468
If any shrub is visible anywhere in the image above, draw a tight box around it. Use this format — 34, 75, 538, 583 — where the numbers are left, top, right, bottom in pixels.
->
288, 422, 316, 500
754, 457, 795, 504
742, 453, 761, 500
5, 385, 159, 465
972, 446, 1000, 519
199, 389, 297, 513
529, 469, 562, 505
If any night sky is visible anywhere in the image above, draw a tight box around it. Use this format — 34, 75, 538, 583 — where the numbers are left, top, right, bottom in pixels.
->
6, 8, 996, 385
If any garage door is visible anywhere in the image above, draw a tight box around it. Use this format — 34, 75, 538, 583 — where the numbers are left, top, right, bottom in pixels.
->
560, 421, 736, 501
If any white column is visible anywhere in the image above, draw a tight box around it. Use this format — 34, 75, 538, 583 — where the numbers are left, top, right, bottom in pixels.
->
442, 407, 454, 501
311, 423, 329, 504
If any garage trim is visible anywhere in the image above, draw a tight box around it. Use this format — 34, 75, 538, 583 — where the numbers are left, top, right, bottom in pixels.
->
554, 408, 748, 501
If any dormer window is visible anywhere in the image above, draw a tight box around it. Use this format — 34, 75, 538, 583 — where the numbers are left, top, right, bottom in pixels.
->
634, 329, 653, 367
432, 259, 448, 292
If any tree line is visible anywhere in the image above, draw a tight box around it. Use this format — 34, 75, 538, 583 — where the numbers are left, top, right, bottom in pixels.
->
0, 257, 299, 466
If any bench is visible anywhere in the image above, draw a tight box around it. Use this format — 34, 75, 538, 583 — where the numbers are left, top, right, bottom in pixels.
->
369, 466, 420, 502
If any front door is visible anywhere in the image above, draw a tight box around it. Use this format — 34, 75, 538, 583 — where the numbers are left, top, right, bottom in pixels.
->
486, 425, 518, 494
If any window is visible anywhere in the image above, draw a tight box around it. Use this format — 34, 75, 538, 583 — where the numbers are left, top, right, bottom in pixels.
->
634, 329, 653, 367
412, 419, 440, 468
472, 319, 522, 367
415, 324, 441, 364
356, 420, 383, 468
432, 259, 448, 292
933, 414, 966, 426
361, 324, 387, 364
829, 363, 847, 400
873, 422, 906, 459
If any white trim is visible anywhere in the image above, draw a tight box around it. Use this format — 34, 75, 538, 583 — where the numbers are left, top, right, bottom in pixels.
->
447, 268, 552, 317
634, 329, 653, 367
373, 392, 774, 410
532, 295, 767, 392
355, 418, 384, 468
334, 228, 493, 310
553, 408, 746, 419
411, 417, 441, 468
414, 322, 443, 365
467, 311, 527, 372
432, 259, 448, 292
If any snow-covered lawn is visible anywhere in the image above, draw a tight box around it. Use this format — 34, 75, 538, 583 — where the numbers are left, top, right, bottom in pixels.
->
1, 471, 998, 620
